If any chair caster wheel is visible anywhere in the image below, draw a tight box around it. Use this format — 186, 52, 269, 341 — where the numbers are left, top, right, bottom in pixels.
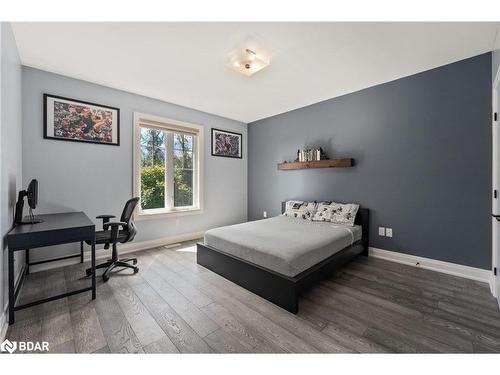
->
134, 267, 139, 274
85, 269, 92, 276
133, 259, 138, 265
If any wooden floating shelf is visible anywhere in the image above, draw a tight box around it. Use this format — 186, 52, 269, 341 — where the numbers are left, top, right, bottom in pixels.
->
277, 158, 353, 170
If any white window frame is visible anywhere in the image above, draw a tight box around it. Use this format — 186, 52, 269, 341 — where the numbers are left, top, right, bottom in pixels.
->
133, 112, 204, 219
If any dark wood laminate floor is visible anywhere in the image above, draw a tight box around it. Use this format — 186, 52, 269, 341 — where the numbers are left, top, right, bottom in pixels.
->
7, 240, 500, 353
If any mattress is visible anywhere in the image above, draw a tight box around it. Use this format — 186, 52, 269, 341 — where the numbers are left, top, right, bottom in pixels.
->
204, 215, 362, 277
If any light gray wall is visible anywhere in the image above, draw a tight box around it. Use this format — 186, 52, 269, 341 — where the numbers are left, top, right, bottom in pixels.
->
492, 25, 500, 82
22, 67, 247, 263
493, 50, 500, 83
1, 23, 23, 327
248, 53, 492, 270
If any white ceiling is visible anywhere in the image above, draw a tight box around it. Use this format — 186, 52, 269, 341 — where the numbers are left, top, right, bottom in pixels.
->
12, 22, 499, 123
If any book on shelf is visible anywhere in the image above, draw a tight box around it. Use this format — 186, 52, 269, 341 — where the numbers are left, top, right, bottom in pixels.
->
296, 147, 328, 162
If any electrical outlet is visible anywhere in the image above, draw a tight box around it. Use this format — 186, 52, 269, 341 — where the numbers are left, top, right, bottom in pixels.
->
386, 228, 393, 238
263, 211, 267, 218
378, 227, 385, 236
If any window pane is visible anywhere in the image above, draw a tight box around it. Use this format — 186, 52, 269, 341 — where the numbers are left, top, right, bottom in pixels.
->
174, 133, 193, 152
174, 169, 193, 207
140, 128, 166, 210
174, 133, 194, 207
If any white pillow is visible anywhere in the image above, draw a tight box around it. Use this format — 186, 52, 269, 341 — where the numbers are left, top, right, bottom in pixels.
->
283, 200, 317, 220
312, 201, 359, 226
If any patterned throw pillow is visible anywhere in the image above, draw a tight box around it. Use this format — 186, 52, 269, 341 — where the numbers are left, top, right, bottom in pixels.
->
312, 201, 359, 226
311, 202, 332, 222
283, 200, 317, 220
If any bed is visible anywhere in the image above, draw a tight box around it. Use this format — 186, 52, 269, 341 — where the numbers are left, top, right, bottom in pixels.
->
197, 202, 369, 313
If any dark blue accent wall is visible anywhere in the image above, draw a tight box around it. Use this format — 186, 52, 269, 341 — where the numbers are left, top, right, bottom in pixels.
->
248, 53, 492, 269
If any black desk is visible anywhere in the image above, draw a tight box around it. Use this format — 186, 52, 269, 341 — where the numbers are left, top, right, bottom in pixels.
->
7, 212, 96, 324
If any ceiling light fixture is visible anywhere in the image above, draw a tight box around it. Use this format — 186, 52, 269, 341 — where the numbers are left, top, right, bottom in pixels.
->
228, 48, 270, 77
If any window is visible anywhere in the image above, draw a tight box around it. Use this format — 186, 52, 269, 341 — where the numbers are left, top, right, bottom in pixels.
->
134, 113, 203, 217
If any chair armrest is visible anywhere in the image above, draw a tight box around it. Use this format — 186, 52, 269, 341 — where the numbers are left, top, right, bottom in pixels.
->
103, 221, 127, 230
97, 215, 117, 230
96, 214, 116, 219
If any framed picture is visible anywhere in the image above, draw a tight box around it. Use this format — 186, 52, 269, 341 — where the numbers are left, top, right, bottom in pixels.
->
211, 128, 242, 158
43, 94, 120, 146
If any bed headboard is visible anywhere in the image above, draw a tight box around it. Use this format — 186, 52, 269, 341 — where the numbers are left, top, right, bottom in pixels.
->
280, 201, 369, 248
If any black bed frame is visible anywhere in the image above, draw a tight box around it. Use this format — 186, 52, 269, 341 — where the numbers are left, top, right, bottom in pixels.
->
197, 202, 369, 314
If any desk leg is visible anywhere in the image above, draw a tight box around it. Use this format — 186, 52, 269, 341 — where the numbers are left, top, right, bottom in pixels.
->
25, 248, 30, 275
8, 248, 15, 324
80, 241, 84, 263
91, 239, 96, 299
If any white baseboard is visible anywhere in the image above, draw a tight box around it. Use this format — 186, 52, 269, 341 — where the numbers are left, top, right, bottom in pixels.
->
29, 230, 205, 273
369, 247, 494, 294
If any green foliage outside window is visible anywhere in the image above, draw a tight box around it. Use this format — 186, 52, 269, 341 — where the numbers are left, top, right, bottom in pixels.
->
141, 165, 165, 209
174, 168, 193, 207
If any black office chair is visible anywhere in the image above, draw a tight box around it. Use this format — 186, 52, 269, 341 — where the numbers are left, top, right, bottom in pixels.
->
85, 197, 140, 282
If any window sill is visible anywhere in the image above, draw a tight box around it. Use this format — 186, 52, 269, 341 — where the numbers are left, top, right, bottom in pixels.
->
135, 207, 203, 221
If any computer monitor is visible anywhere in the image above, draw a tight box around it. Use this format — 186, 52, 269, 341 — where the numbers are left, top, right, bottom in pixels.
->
27, 179, 38, 209
14, 179, 43, 225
